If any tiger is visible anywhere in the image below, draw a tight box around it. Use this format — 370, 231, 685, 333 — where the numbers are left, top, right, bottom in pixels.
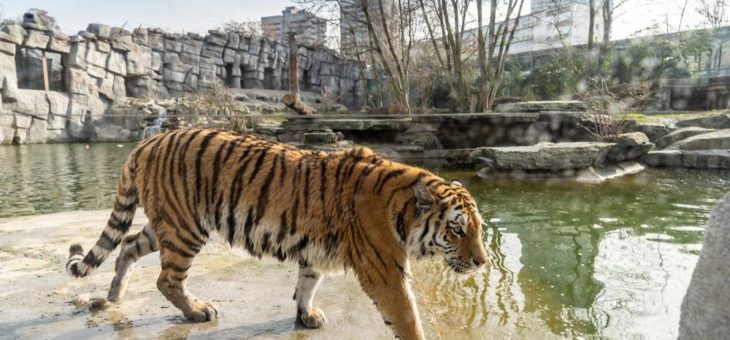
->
65, 128, 488, 340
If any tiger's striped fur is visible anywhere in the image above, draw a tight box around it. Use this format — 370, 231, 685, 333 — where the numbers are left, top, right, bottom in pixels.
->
66, 129, 488, 340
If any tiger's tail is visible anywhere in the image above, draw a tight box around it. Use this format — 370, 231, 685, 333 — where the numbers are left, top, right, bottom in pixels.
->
66, 157, 139, 278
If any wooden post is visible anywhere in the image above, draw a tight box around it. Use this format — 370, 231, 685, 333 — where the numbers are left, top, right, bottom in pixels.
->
288, 32, 300, 100
41, 51, 49, 93
283, 32, 315, 115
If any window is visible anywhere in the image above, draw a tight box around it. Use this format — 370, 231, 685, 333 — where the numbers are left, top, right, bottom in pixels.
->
16, 47, 66, 91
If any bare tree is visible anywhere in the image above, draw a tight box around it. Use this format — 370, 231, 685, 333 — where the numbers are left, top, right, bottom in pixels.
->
477, 0, 526, 111
417, 0, 525, 111
297, 0, 417, 113
697, 0, 728, 27
219, 20, 262, 36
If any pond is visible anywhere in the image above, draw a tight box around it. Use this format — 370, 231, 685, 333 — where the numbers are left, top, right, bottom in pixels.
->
1, 143, 728, 339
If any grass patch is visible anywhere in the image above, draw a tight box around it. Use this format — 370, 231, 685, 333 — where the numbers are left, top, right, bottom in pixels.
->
624, 110, 726, 123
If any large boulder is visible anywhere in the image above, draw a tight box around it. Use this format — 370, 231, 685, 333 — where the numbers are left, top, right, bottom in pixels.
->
605, 132, 654, 161
667, 129, 730, 150
676, 113, 730, 129
494, 100, 587, 113
655, 127, 715, 149
679, 192, 730, 339
636, 122, 672, 142
470, 142, 613, 171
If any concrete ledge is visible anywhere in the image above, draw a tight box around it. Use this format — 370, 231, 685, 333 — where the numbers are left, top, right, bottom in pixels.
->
643, 149, 730, 169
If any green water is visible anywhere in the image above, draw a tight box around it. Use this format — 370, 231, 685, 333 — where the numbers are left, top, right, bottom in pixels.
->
1, 143, 728, 339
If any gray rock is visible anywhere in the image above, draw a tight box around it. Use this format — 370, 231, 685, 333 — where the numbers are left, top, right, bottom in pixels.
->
667, 129, 730, 150
643, 149, 730, 169
23, 117, 50, 144
181, 39, 203, 55
98, 73, 116, 99
68, 43, 87, 69
22, 29, 50, 49
395, 132, 443, 150
0, 114, 14, 144
47, 92, 70, 116
495, 100, 587, 113
180, 52, 200, 65
470, 142, 613, 171
302, 131, 344, 144
47, 37, 70, 53
10, 90, 50, 117
605, 132, 654, 161
680, 192, 730, 339
148, 32, 164, 51
204, 32, 228, 47
575, 162, 645, 184
676, 113, 730, 129
85, 47, 109, 68
127, 45, 152, 76
163, 52, 180, 64
67, 68, 96, 95
0, 41, 15, 55
125, 76, 155, 98
77, 31, 96, 40
107, 50, 127, 75
96, 40, 111, 53
0, 53, 17, 92
164, 38, 182, 52
162, 69, 187, 83
656, 127, 715, 149
2, 76, 18, 103
636, 123, 672, 141
0, 24, 24, 44
69, 94, 107, 118
13, 114, 32, 129
86, 64, 107, 79
87, 23, 112, 40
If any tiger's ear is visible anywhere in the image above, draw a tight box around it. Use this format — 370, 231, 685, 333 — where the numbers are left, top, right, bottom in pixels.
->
414, 182, 437, 212
449, 178, 463, 187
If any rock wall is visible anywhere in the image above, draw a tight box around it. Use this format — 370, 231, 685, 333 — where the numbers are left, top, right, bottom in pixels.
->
0, 13, 366, 144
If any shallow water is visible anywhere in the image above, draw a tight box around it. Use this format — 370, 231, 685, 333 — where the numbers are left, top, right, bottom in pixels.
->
0, 143, 728, 339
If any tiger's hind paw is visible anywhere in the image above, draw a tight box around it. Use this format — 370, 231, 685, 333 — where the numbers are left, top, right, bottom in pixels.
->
298, 306, 327, 329
89, 297, 110, 310
184, 301, 219, 322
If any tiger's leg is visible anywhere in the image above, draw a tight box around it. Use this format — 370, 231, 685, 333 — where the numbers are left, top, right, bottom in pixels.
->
293, 264, 327, 328
106, 224, 159, 303
155, 223, 217, 322
357, 271, 425, 340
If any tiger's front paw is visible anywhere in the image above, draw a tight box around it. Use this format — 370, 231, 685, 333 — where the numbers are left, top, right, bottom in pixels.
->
298, 306, 327, 328
185, 301, 219, 322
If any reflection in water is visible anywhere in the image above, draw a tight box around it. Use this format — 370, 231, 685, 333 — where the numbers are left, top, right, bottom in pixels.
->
1, 144, 728, 338
413, 169, 728, 339
0, 143, 131, 217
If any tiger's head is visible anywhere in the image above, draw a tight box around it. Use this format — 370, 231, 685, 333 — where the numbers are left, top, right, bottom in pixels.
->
410, 179, 488, 274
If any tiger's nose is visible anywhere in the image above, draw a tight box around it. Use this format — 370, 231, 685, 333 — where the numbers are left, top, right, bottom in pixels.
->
472, 255, 487, 266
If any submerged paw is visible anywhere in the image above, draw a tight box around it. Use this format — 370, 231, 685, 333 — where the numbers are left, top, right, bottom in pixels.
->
298, 306, 327, 329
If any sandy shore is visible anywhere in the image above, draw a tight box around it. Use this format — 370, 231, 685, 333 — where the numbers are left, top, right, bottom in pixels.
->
0, 210, 395, 339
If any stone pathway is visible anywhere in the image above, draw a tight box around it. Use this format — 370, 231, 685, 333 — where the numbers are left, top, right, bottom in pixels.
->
0, 211, 393, 339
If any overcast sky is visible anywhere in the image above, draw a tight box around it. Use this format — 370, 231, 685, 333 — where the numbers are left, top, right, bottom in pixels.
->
0, 0, 715, 41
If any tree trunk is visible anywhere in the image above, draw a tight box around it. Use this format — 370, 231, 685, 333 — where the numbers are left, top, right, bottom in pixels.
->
283, 94, 315, 115
285, 32, 315, 115
288, 32, 300, 100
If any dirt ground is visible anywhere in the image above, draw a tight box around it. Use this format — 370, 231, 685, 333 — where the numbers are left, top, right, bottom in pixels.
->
0, 211, 395, 339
